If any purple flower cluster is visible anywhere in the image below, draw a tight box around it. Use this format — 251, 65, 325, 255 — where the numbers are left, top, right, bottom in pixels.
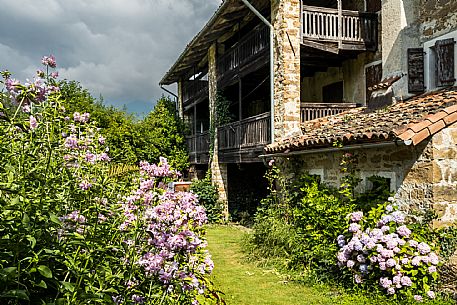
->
138, 191, 211, 293
41, 55, 57, 68
73, 112, 90, 123
337, 204, 439, 301
140, 157, 176, 178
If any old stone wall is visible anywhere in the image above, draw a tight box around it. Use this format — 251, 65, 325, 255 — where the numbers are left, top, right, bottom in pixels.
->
272, 0, 301, 140
419, 0, 457, 42
208, 42, 229, 221
430, 121, 457, 227
277, 128, 457, 225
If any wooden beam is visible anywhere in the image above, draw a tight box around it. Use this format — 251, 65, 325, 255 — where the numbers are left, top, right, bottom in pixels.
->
301, 39, 340, 54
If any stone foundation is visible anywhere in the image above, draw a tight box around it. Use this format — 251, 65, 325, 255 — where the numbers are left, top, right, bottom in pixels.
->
277, 124, 457, 226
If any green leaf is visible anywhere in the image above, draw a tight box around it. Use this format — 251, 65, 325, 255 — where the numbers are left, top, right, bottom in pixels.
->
22, 213, 30, 226
61, 281, 75, 292
38, 265, 53, 278
0, 267, 17, 281
49, 213, 62, 226
26, 235, 36, 249
0, 289, 30, 301
36, 280, 47, 288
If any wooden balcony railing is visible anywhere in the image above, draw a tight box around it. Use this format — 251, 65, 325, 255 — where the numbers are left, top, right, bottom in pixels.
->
182, 80, 208, 106
300, 102, 358, 122
302, 5, 377, 46
186, 131, 210, 155
218, 112, 271, 151
217, 23, 269, 79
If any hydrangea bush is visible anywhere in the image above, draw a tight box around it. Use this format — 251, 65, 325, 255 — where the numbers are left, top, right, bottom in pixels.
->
337, 200, 440, 301
0, 57, 218, 304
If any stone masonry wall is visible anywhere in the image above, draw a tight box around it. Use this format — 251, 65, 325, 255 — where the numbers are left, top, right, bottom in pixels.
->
419, 0, 457, 42
271, 0, 301, 140
431, 122, 457, 227
277, 130, 457, 226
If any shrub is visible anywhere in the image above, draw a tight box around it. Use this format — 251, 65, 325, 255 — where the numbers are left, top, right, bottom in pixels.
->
337, 202, 441, 301
190, 173, 224, 224
0, 57, 217, 304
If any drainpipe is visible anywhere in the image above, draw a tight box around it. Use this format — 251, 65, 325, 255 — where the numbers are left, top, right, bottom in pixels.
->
160, 84, 178, 101
160, 84, 179, 115
240, 0, 275, 143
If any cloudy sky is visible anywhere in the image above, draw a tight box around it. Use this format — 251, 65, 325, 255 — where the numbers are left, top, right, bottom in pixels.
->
0, 0, 220, 115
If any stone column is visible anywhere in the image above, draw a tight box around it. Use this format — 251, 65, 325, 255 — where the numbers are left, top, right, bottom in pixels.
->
177, 81, 184, 119
271, 0, 301, 140
208, 42, 229, 220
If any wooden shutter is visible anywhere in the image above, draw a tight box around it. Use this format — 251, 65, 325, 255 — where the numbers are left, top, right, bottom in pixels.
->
365, 63, 382, 102
407, 48, 425, 93
435, 38, 456, 87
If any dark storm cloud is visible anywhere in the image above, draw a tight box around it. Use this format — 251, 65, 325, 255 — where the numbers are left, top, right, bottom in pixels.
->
0, 0, 220, 114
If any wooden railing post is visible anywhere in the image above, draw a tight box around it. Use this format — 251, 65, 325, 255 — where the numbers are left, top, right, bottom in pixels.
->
337, 0, 342, 49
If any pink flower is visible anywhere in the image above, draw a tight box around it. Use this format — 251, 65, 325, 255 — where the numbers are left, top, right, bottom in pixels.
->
268, 159, 274, 167
50, 71, 59, 78
79, 180, 92, 190
41, 55, 57, 68
29, 115, 38, 130
396, 225, 411, 237
413, 295, 423, 302
426, 291, 435, 299
350, 211, 363, 222
428, 266, 437, 273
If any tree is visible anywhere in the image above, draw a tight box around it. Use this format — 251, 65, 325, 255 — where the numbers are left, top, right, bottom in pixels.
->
136, 97, 189, 171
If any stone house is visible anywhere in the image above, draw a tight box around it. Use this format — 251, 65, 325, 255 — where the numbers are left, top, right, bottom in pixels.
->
160, 0, 457, 222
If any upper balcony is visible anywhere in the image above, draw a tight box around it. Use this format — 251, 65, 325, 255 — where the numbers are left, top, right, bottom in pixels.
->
301, 4, 378, 53
217, 23, 270, 87
186, 102, 360, 164
182, 79, 208, 109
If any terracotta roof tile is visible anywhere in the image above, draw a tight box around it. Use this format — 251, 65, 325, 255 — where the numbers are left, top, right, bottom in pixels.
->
427, 120, 446, 135
444, 112, 457, 126
265, 89, 457, 154
425, 111, 448, 123
411, 129, 431, 146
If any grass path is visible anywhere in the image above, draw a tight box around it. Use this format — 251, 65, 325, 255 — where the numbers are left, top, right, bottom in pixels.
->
205, 225, 346, 305
205, 225, 454, 305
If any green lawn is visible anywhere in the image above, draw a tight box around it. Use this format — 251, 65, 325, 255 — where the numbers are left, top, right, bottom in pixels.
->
205, 225, 454, 305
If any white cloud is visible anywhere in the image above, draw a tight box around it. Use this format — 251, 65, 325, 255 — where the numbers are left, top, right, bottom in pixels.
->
0, 0, 221, 114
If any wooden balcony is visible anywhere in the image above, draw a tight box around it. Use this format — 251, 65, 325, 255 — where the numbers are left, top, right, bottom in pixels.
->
301, 5, 377, 52
218, 112, 271, 150
186, 103, 361, 164
186, 132, 210, 164
300, 102, 358, 121
217, 24, 269, 87
182, 80, 208, 108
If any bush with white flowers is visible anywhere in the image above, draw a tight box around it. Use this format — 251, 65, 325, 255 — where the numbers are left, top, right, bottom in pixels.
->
337, 201, 440, 301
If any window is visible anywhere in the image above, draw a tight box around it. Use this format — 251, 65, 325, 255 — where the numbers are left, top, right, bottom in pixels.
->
423, 32, 457, 91
434, 38, 455, 87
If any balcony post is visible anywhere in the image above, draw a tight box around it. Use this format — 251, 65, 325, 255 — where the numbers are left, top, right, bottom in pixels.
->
338, 0, 343, 49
